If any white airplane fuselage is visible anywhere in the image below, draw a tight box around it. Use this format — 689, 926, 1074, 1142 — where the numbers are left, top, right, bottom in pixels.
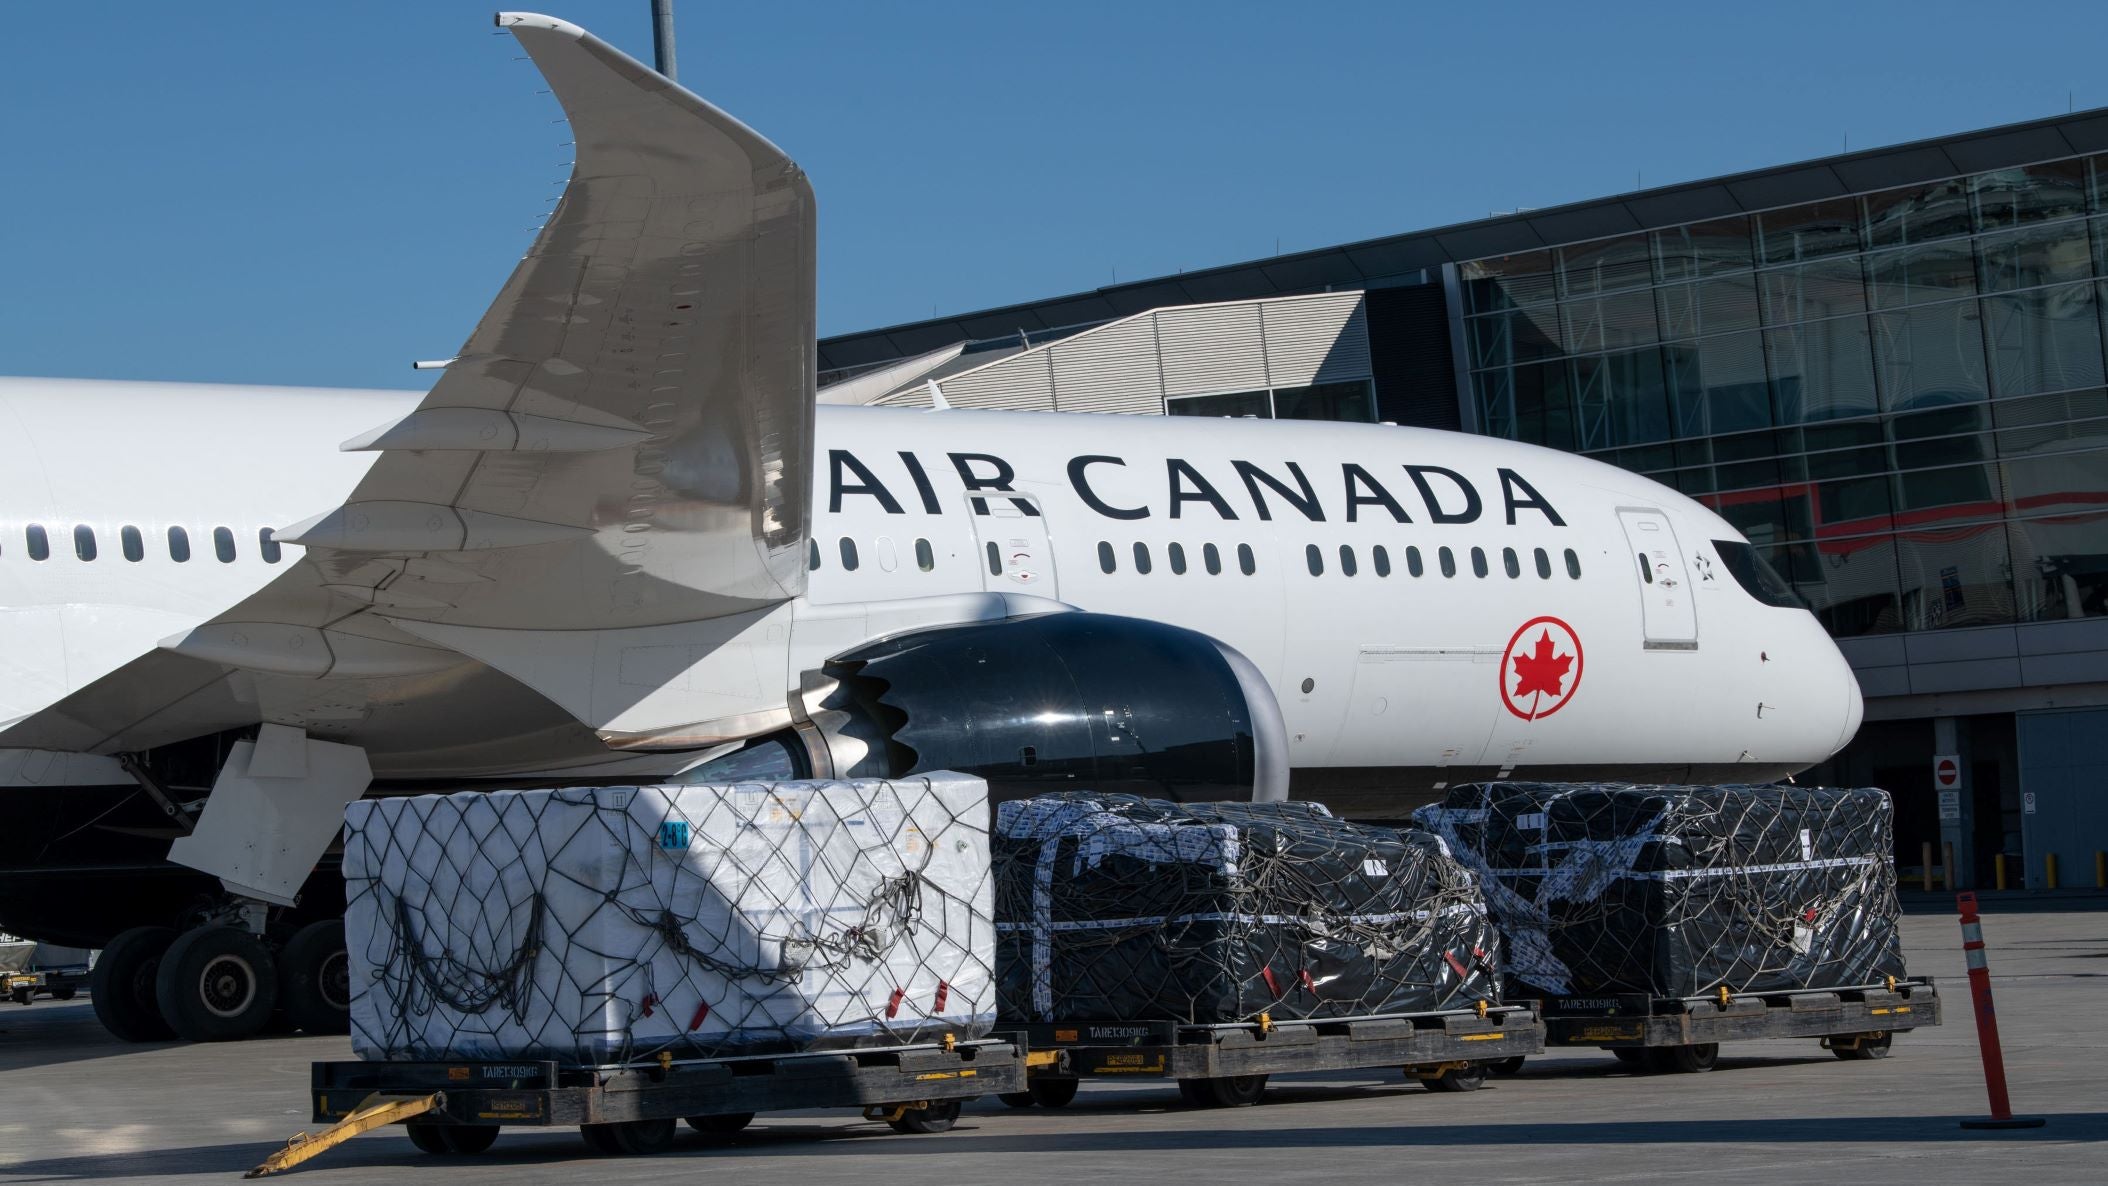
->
0, 376, 1862, 813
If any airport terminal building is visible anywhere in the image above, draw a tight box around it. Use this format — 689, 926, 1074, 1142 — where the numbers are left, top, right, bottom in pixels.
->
817, 109, 2108, 892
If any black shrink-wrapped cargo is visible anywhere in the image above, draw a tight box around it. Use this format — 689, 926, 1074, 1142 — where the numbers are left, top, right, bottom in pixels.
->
1414, 782, 1905, 999
994, 795, 1498, 1024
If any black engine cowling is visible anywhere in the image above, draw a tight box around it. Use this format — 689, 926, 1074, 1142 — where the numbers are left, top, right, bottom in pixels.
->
803, 611, 1288, 802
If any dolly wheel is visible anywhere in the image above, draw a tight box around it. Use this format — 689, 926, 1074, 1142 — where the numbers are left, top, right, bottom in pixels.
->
579, 1124, 623, 1155
684, 1112, 755, 1135
1652, 1043, 1719, 1073
1610, 1048, 1650, 1068
1204, 1074, 1269, 1107
154, 926, 278, 1042
52, 987, 77, 1001
1489, 1056, 1526, 1076
1030, 1078, 1080, 1108
406, 1125, 497, 1155
998, 1091, 1037, 1108
1421, 1063, 1487, 1092
1176, 1078, 1215, 1108
888, 1101, 962, 1134
1831, 1032, 1892, 1061
90, 926, 178, 1042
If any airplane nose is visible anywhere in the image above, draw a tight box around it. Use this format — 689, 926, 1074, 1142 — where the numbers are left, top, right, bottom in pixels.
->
1833, 650, 1865, 756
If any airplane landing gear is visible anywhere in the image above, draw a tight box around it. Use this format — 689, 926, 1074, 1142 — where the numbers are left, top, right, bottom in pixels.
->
154, 925, 280, 1042
278, 920, 351, 1035
90, 925, 179, 1042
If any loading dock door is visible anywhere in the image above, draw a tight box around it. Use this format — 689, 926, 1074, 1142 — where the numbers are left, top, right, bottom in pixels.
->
1617, 508, 1698, 650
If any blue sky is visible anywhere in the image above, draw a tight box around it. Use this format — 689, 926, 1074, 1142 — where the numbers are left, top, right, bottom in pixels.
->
7, 1, 2108, 390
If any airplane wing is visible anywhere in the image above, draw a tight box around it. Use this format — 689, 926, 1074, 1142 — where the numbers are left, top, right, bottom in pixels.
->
0, 14, 815, 762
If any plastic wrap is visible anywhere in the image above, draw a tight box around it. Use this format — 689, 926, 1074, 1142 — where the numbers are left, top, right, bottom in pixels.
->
993, 795, 1497, 1024
1414, 782, 1904, 999
343, 775, 995, 1065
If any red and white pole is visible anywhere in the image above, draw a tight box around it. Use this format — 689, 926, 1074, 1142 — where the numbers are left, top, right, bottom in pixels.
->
1956, 891, 2044, 1130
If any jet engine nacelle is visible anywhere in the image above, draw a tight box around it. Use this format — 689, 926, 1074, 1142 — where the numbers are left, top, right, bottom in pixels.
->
801, 612, 1289, 803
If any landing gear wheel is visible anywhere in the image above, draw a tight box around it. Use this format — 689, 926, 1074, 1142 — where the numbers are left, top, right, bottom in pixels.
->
1610, 1048, 1650, 1067
1029, 1078, 1079, 1108
1202, 1074, 1268, 1107
1420, 1063, 1487, 1092
90, 926, 178, 1042
279, 920, 350, 1035
406, 1125, 497, 1155
998, 1091, 1037, 1108
1651, 1042, 1718, 1073
887, 1100, 962, 1134
583, 1117, 677, 1154
684, 1112, 754, 1135
154, 926, 278, 1042
1831, 1032, 1892, 1061
1489, 1056, 1526, 1076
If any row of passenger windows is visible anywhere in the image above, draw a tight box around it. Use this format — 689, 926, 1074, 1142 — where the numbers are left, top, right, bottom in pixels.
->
1302, 543, 1581, 580
1097, 540, 1258, 576
809, 537, 938, 573
12, 524, 282, 565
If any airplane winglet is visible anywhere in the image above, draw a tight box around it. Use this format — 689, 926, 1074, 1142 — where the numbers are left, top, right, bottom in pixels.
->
494, 12, 587, 38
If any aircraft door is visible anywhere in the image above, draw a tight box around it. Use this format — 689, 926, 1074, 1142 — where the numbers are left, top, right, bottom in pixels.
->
1617, 507, 1698, 649
970, 495, 1059, 597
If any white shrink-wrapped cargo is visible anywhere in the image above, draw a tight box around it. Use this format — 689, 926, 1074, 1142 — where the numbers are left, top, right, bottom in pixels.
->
343, 775, 995, 1065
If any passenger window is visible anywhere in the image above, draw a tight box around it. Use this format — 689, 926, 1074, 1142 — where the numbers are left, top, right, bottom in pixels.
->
1438, 546, 1456, 578
1373, 545, 1391, 577
259, 528, 282, 564
26, 524, 48, 561
74, 525, 96, 562
214, 526, 236, 563
1534, 547, 1552, 579
876, 536, 899, 572
809, 539, 821, 571
1305, 544, 1324, 576
1203, 543, 1222, 575
1339, 545, 1357, 577
1567, 548, 1583, 579
168, 526, 190, 563
1098, 541, 1117, 573
1470, 546, 1488, 578
915, 538, 935, 572
1637, 552, 1653, 584
1168, 542, 1187, 575
1406, 545, 1424, 577
986, 541, 1002, 576
1238, 543, 1256, 575
1133, 542, 1152, 575
121, 525, 144, 563
1503, 547, 1520, 579
838, 537, 859, 571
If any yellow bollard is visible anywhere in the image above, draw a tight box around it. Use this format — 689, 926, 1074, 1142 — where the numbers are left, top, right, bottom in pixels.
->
1943, 841, 1956, 892
2046, 852, 2060, 890
1995, 853, 2008, 891
1922, 842, 1935, 893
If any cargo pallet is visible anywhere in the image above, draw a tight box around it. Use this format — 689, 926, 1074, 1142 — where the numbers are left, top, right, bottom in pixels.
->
1519, 976, 1941, 1073
246, 1036, 1025, 1176
1001, 1002, 1545, 1109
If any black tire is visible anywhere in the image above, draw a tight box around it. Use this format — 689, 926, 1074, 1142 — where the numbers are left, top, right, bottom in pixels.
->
406, 1125, 497, 1155
609, 1117, 678, 1154
154, 926, 278, 1042
90, 926, 178, 1042
1610, 1047, 1650, 1067
579, 1123, 624, 1155
1832, 1032, 1892, 1061
1652, 1043, 1719, 1073
887, 1100, 962, 1134
684, 1112, 754, 1135
1204, 1074, 1268, 1107
1421, 1063, 1487, 1092
1176, 1078, 1215, 1107
1489, 1056, 1526, 1076
279, 920, 351, 1035
1029, 1078, 1079, 1108
51, 987, 77, 1001
998, 1091, 1037, 1108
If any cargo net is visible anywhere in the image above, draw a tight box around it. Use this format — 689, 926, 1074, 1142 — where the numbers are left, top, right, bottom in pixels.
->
342, 778, 995, 1066
993, 795, 1498, 1025
1414, 783, 1905, 1000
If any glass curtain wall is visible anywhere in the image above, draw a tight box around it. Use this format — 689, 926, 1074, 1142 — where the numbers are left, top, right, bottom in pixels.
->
1462, 159, 2108, 637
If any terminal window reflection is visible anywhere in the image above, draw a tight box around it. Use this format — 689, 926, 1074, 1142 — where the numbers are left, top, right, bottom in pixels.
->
1461, 152, 2108, 637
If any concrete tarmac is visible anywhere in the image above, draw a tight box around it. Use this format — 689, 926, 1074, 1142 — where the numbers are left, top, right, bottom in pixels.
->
2, 900, 2102, 1184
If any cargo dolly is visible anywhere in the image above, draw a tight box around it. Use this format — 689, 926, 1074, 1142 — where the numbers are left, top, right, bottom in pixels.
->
1000, 1001, 1544, 1109
1516, 975, 1941, 1073
4, 965, 87, 1006
247, 1035, 1025, 1176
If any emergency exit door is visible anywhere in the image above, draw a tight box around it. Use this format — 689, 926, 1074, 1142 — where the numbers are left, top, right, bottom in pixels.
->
1617, 507, 1698, 650
970, 494, 1059, 597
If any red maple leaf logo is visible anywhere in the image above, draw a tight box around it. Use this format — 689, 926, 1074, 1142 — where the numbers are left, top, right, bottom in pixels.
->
1511, 630, 1574, 701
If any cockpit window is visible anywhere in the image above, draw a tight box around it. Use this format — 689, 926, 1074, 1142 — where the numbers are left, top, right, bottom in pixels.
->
1713, 539, 1805, 608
